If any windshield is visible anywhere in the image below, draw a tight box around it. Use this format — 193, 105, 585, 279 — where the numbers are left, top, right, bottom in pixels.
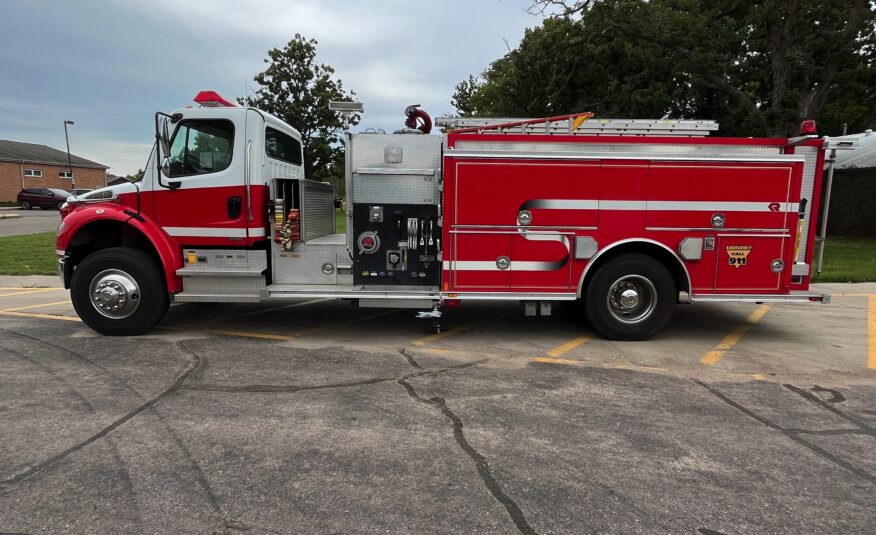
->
48, 188, 70, 196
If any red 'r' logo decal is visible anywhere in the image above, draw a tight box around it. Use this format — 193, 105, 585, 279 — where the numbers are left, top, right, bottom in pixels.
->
768, 202, 780, 212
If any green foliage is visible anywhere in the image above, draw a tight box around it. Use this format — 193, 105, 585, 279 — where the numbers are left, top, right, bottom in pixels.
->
457, 0, 876, 137
124, 169, 144, 182
239, 35, 358, 184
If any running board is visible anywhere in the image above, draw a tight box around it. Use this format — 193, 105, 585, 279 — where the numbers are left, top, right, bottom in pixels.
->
690, 292, 830, 304
173, 293, 262, 303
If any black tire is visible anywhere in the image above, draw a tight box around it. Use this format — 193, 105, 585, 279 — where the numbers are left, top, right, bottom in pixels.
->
584, 253, 676, 341
70, 247, 168, 336
56, 201, 64, 210
20, 200, 31, 210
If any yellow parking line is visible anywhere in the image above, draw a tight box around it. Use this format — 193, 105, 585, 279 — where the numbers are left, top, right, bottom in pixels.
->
0, 287, 62, 290
533, 357, 583, 366
546, 335, 590, 357
2, 300, 71, 312
0, 288, 64, 298
410, 310, 516, 347
0, 311, 81, 322
700, 304, 772, 366
868, 296, 876, 370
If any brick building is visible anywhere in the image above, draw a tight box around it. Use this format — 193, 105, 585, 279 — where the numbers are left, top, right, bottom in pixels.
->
0, 140, 108, 202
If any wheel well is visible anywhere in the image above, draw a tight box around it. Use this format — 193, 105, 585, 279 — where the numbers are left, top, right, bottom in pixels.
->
578, 240, 690, 298
66, 220, 161, 280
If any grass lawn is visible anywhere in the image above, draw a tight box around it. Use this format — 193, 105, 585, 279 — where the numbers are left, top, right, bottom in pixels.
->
1, 223, 871, 282
336, 208, 346, 233
813, 237, 876, 283
0, 231, 57, 275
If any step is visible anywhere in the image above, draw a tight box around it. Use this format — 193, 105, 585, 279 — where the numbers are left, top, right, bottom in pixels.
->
176, 267, 265, 277
173, 293, 262, 303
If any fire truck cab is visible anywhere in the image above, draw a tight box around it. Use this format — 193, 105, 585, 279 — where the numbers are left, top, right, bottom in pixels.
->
56, 91, 856, 340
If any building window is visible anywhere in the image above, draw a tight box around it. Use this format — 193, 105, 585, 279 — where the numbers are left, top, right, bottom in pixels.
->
59, 170, 74, 179
24, 169, 43, 178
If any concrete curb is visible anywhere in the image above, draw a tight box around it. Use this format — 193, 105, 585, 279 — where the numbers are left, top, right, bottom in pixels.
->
0, 214, 22, 219
0, 206, 22, 211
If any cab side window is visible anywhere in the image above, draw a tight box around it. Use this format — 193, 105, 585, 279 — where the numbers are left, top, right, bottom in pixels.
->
168, 120, 234, 177
265, 127, 302, 165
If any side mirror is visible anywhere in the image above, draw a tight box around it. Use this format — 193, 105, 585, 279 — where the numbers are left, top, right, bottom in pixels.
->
160, 156, 171, 177
159, 121, 171, 157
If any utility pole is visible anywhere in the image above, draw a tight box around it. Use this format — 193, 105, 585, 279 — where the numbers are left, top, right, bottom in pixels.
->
64, 120, 75, 189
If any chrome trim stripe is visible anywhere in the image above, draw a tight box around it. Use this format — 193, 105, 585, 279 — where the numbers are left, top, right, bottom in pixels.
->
443, 260, 569, 272
520, 199, 798, 213
164, 227, 266, 238
646, 227, 788, 232
691, 293, 828, 303
446, 150, 806, 163
452, 225, 598, 230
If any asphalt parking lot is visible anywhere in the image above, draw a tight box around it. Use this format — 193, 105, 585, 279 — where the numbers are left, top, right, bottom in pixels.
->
0, 208, 61, 237
0, 277, 874, 534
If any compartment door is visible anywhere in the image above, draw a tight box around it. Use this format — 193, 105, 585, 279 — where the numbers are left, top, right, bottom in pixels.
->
715, 235, 789, 293
450, 233, 511, 290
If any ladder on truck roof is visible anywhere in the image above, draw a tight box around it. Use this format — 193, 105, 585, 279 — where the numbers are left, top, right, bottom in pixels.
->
436, 113, 719, 137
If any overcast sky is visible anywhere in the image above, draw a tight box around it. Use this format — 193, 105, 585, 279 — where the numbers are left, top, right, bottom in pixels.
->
0, 0, 545, 176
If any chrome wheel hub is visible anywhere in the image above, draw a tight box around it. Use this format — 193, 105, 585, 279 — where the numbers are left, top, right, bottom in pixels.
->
89, 269, 140, 319
607, 275, 656, 324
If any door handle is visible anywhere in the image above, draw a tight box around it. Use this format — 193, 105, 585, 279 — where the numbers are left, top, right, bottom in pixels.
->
227, 196, 242, 219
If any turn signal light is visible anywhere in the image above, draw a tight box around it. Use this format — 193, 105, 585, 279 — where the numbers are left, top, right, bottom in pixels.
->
799, 120, 817, 135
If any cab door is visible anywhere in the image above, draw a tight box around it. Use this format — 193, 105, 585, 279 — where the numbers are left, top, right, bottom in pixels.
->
151, 116, 249, 247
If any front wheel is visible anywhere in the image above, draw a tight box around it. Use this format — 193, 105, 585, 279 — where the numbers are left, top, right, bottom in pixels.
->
70, 247, 168, 336
584, 253, 676, 341
20, 200, 31, 210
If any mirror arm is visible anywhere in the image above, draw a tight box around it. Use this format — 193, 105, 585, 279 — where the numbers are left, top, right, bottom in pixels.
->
154, 111, 176, 189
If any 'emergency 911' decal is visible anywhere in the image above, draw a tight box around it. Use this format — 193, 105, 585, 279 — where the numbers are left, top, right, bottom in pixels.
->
727, 245, 752, 268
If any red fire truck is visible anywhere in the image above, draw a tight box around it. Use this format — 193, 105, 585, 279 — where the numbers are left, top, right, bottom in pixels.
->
56, 91, 855, 339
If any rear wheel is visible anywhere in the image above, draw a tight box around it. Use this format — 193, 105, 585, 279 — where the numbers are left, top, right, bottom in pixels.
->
20, 200, 31, 210
70, 247, 168, 336
584, 253, 675, 341
56, 200, 64, 210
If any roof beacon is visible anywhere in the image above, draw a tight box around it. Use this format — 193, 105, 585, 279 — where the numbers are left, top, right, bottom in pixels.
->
193, 90, 236, 108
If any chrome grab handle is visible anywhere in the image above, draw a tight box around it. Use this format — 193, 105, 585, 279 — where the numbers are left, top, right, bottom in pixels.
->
245, 140, 253, 222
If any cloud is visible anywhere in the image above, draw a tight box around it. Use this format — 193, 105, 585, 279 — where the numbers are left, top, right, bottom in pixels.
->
0, 0, 541, 175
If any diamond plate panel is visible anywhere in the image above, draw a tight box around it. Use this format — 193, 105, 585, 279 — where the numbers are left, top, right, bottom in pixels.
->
349, 133, 441, 205
795, 146, 819, 262
272, 242, 348, 284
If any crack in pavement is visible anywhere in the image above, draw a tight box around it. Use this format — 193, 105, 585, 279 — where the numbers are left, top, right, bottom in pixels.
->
182, 360, 482, 394
397, 378, 538, 535
694, 380, 875, 483
0, 344, 142, 521
0, 330, 223, 514
398, 347, 423, 369
0, 339, 223, 513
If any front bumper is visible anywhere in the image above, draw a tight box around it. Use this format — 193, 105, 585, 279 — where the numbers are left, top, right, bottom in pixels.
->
691, 292, 830, 304
57, 256, 72, 289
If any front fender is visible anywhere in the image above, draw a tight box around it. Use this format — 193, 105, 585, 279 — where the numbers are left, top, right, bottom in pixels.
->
57, 204, 183, 293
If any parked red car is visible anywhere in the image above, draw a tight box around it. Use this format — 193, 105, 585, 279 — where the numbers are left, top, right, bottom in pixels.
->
16, 188, 71, 210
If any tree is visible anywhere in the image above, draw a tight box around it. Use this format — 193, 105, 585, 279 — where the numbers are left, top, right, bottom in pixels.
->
239, 35, 358, 185
125, 169, 144, 182
455, 0, 876, 137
